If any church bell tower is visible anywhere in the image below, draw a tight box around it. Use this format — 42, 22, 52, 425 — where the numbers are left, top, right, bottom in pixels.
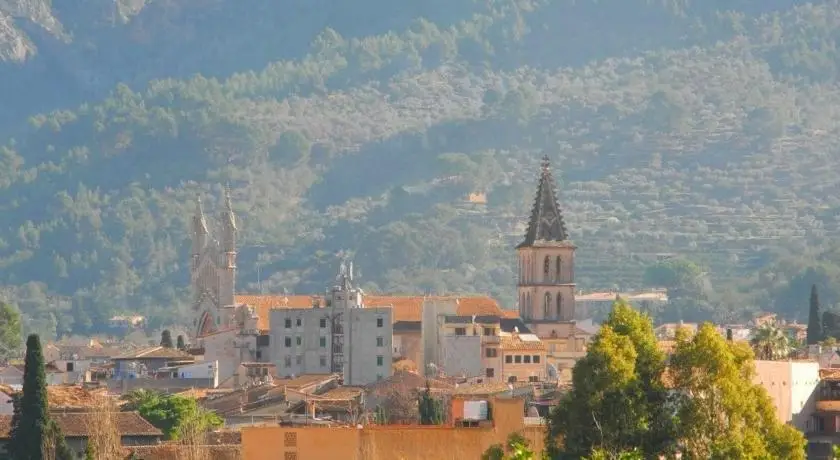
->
516, 156, 577, 328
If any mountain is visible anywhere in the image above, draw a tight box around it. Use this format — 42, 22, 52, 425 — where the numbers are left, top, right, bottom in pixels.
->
2, 0, 840, 337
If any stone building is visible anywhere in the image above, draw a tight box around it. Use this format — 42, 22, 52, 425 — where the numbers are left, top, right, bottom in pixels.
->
269, 262, 393, 386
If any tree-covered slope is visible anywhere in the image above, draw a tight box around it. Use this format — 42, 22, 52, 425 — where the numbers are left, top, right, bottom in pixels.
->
3, 0, 840, 337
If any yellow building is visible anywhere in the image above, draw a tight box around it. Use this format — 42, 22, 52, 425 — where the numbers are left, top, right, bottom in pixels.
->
241, 397, 545, 460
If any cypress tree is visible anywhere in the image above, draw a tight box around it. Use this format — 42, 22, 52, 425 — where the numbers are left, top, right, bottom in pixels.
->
418, 381, 443, 425
808, 284, 823, 345
8, 334, 72, 460
176, 335, 186, 350
160, 330, 173, 348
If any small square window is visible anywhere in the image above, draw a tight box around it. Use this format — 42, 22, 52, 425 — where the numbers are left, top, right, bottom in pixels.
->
486, 368, 495, 378
524, 355, 531, 364
505, 355, 512, 364
454, 327, 467, 336
485, 348, 497, 358
515, 355, 522, 364
376, 355, 384, 366
533, 355, 541, 364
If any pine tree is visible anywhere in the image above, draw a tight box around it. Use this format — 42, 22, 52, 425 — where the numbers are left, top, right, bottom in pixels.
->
176, 335, 186, 350
808, 284, 823, 345
160, 330, 173, 348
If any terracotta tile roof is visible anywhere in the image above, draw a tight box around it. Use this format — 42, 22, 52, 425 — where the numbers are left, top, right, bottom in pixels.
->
454, 381, 531, 396
235, 294, 503, 330
0, 411, 162, 438
112, 346, 194, 361
365, 370, 455, 393
314, 386, 364, 401
817, 400, 840, 412
501, 310, 520, 319
275, 374, 336, 390
10, 362, 64, 374
820, 369, 840, 381
500, 335, 546, 351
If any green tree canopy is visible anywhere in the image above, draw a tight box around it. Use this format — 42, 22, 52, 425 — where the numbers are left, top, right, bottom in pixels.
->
669, 324, 806, 459
547, 298, 676, 459
127, 390, 222, 440
160, 329, 173, 348
0, 302, 22, 360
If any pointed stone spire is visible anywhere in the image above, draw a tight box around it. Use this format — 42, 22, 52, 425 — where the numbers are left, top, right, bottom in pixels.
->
193, 195, 208, 235
518, 155, 568, 248
222, 183, 237, 231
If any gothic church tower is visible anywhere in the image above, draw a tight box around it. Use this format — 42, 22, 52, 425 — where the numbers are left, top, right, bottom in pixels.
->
191, 186, 237, 337
516, 156, 576, 325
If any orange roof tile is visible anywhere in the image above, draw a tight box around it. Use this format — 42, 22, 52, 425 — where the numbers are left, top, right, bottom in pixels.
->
820, 368, 840, 381
817, 400, 840, 412
500, 335, 545, 351
235, 294, 503, 330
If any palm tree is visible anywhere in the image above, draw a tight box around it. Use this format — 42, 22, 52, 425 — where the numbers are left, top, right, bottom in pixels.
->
750, 323, 791, 360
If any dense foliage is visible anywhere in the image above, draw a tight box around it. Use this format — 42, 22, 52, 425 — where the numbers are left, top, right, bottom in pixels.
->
122, 389, 222, 440
547, 300, 806, 459
3, 1, 840, 334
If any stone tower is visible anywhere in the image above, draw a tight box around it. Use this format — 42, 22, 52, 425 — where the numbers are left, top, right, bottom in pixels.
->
191, 187, 237, 337
516, 156, 576, 323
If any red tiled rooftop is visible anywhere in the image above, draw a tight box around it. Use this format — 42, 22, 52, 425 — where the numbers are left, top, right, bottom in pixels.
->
235, 294, 504, 330
0, 411, 162, 438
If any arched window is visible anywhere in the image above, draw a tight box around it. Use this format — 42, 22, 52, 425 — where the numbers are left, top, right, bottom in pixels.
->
543, 256, 551, 277
556, 294, 563, 320
556, 257, 563, 282
544, 292, 552, 319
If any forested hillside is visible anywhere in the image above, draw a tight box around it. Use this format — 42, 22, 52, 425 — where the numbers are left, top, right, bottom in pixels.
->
2, 0, 840, 337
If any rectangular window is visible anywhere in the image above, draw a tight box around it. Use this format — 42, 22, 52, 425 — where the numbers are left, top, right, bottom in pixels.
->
319, 356, 327, 367
319, 337, 327, 348
295, 336, 302, 346
377, 318, 384, 328
485, 348, 497, 358
533, 355, 541, 364
320, 318, 327, 328
505, 355, 512, 364
376, 355, 384, 366
296, 318, 302, 327
524, 355, 531, 364
483, 327, 494, 336
514, 355, 522, 364
454, 327, 467, 336
485, 368, 495, 378
295, 355, 302, 365
529, 376, 539, 383
376, 336, 384, 347
284, 337, 292, 347
284, 356, 291, 367
284, 318, 292, 329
